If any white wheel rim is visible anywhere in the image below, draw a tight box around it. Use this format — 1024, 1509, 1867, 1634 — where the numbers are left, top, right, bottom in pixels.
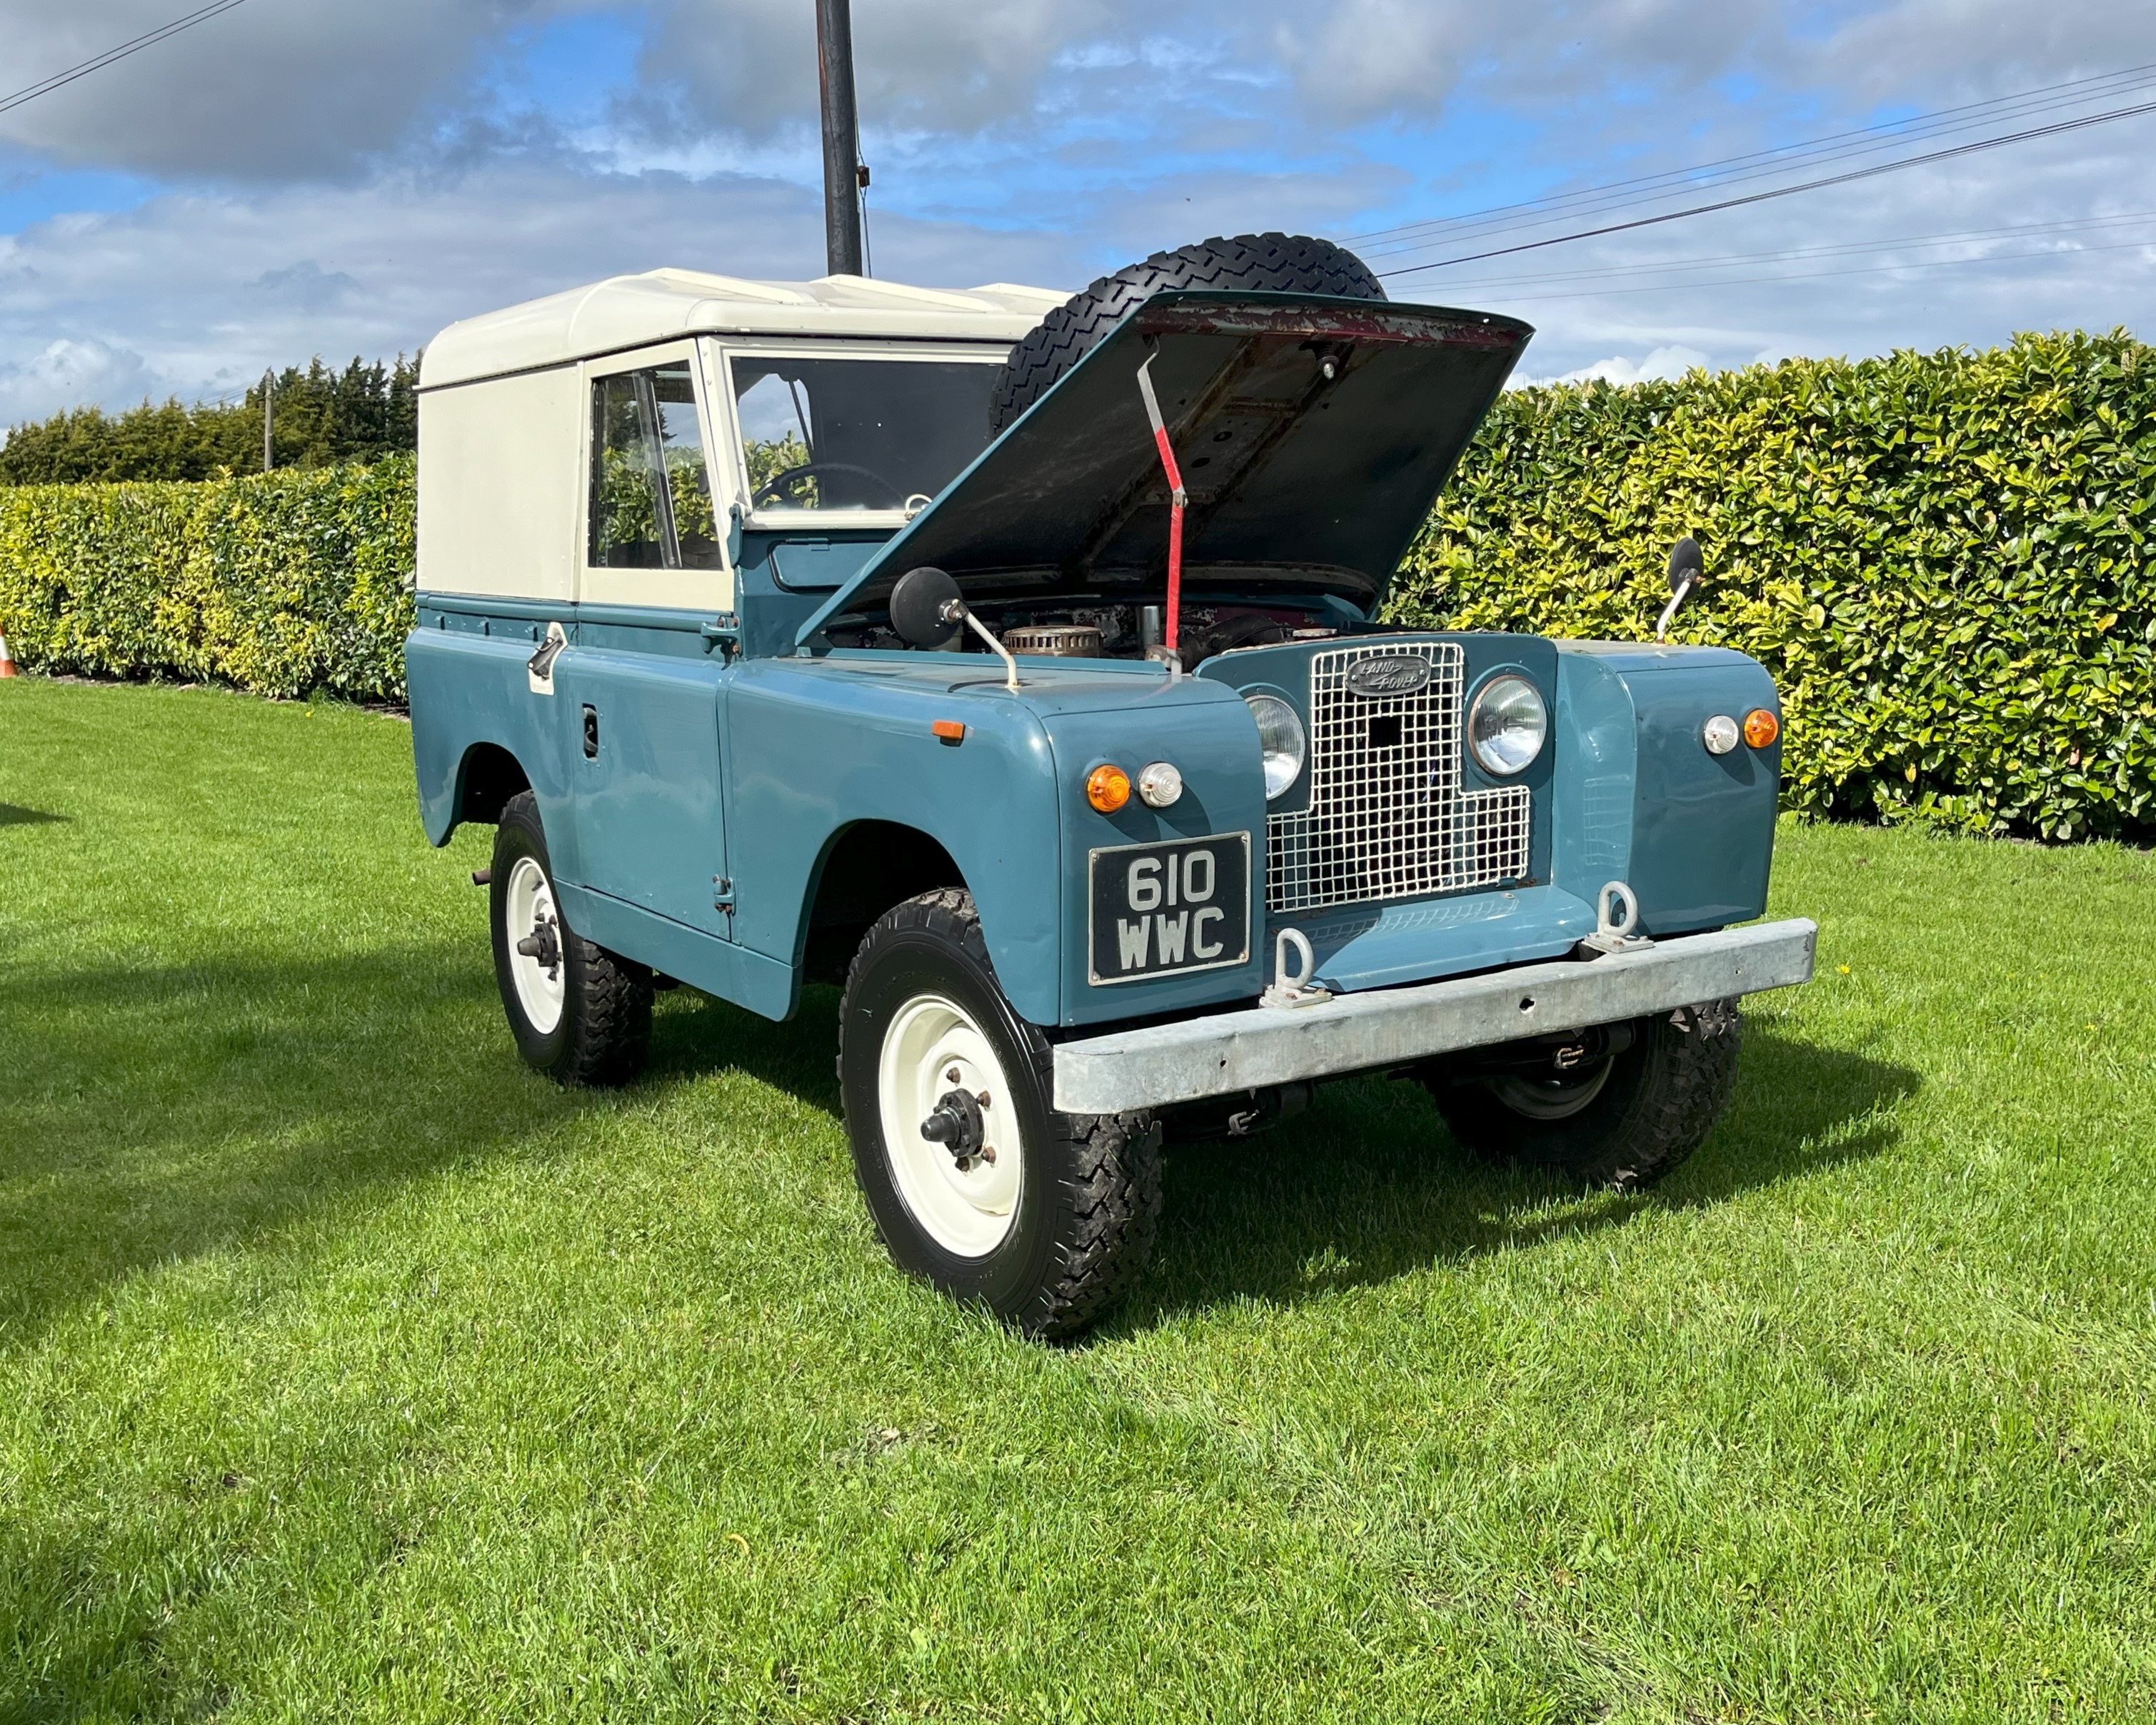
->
505, 854, 566, 1035
877, 992, 1023, 1258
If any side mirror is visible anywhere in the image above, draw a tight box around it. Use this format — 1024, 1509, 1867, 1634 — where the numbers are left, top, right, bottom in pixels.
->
1666, 536, 1704, 594
889, 565, 963, 649
1657, 536, 1706, 641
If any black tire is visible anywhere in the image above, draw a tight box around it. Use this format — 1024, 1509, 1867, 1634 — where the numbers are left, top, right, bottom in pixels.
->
838, 889, 1161, 1339
1425, 1001, 1743, 1189
489, 791, 653, 1086
988, 231, 1385, 433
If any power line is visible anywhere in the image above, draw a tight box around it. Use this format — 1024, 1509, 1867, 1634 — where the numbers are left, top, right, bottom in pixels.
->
1346, 60, 2156, 257
1491, 234, 2156, 306
1428, 209, 2156, 294
0, 1, 250, 118
1368, 86, 2156, 266
1375, 94, 2156, 279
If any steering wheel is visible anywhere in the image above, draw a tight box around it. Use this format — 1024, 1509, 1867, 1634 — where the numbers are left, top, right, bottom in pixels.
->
752, 461, 903, 509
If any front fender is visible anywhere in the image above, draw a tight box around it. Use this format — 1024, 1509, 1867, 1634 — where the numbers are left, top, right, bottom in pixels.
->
725, 659, 1066, 1022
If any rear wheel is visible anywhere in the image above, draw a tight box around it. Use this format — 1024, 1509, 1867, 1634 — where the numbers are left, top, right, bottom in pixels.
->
1425, 1001, 1742, 1189
839, 889, 1160, 1338
489, 792, 653, 1086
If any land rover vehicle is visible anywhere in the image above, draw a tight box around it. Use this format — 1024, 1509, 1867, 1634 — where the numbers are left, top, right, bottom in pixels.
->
406, 234, 1815, 1337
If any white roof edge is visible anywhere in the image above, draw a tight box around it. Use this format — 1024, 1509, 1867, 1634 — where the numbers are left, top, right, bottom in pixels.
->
420, 268, 1071, 389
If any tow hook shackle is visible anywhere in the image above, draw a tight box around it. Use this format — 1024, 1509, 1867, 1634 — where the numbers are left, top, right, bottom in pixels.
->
1580, 881, 1654, 956
1261, 926, 1332, 1010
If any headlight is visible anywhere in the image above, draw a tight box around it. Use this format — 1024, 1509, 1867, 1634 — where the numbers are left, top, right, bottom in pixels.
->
1243, 693, 1306, 799
1467, 675, 1548, 776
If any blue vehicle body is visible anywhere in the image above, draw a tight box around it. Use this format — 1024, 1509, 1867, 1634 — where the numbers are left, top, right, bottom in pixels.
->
408, 285, 1785, 1069
410, 607, 1779, 1032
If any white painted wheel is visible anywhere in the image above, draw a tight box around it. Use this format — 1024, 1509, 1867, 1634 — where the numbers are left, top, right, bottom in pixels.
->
503, 854, 566, 1036
876, 991, 1023, 1258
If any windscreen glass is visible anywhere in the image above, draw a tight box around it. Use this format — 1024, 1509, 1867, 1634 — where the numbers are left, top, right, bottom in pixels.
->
731, 356, 999, 512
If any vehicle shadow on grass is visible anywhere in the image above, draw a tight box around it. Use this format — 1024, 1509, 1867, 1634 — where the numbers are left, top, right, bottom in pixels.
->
645, 981, 846, 1111
0, 946, 661, 1344
1100, 1024, 1921, 1334
639, 991, 1920, 1334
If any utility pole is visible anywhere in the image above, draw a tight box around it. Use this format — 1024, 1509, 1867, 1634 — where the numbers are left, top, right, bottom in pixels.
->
814, 0, 865, 276
262, 369, 274, 473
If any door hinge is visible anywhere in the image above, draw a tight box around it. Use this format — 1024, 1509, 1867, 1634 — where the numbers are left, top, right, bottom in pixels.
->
700, 613, 740, 655
712, 876, 735, 911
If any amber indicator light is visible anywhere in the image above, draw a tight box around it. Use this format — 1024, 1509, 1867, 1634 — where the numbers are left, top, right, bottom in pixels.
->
931, 719, 966, 742
1085, 764, 1132, 813
1743, 709, 1780, 749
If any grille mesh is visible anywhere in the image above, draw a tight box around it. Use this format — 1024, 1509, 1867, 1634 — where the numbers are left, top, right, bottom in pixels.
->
1265, 641, 1532, 915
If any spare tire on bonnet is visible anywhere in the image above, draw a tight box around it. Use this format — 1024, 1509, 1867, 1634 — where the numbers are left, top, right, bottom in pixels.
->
986, 231, 1386, 434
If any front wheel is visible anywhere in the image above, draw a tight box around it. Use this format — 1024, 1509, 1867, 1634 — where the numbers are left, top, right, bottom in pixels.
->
1425, 1001, 1742, 1189
838, 889, 1160, 1339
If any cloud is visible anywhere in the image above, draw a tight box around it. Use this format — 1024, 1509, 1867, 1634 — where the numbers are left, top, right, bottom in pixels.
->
0, 336, 164, 424
1520, 344, 1713, 388
0, 161, 1083, 419
634, 0, 1128, 139
249, 260, 361, 314
3, 0, 2155, 420
0, 0, 573, 179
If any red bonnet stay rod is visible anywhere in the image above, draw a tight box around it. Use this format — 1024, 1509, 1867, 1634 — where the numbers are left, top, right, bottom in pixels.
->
1134, 351, 1185, 658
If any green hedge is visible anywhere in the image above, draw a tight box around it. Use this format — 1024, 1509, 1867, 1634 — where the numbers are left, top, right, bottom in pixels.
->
1390, 330, 2156, 841
0, 457, 414, 704
4, 333, 2154, 840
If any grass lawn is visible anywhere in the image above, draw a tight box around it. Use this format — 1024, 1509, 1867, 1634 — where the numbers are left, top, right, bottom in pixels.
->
4, 675, 2154, 1724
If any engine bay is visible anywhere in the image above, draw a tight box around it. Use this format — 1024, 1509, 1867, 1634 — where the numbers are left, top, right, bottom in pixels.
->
826, 599, 1353, 669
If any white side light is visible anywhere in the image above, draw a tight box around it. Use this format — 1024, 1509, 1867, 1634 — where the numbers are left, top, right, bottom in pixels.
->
1243, 693, 1306, 800
1467, 675, 1548, 776
1702, 714, 1740, 755
1137, 761, 1183, 808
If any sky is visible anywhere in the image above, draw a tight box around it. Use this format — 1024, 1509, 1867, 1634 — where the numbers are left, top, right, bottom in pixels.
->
4, 0, 2156, 424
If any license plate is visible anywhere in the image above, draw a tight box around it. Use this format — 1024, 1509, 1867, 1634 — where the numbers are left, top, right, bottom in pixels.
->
1088, 832, 1251, 985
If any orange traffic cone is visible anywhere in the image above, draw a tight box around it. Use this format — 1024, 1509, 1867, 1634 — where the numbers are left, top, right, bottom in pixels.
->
0, 633, 16, 678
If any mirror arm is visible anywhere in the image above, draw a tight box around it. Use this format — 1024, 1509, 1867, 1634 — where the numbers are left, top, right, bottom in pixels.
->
943, 599, 1021, 691
1655, 577, 1695, 641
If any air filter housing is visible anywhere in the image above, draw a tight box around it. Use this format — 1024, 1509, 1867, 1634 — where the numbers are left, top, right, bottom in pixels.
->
1003, 624, 1104, 659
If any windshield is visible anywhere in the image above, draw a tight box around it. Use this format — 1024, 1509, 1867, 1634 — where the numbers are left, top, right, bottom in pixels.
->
731, 355, 1000, 512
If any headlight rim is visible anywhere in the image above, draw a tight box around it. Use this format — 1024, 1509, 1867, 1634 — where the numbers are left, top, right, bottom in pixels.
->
1465, 672, 1548, 778
1242, 690, 1307, 801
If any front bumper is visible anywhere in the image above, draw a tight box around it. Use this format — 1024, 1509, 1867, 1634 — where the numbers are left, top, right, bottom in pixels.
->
1051, 919, 1817, 1113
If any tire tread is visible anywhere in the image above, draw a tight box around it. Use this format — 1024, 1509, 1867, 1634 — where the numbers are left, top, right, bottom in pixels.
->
840, 888, 1161, 1339
1432, 1001, 1742, 1190
989, 232, 1385, 431
492, 791, 652, 1089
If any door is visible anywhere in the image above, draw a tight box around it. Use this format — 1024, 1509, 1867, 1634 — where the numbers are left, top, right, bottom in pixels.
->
554, 347, 736, 940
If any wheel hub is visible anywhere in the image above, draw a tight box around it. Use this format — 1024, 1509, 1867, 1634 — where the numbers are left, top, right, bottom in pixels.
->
515, 916, 561, 977
920, 1086, 993, 1170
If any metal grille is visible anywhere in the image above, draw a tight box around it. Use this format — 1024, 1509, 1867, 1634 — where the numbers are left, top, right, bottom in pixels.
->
1266, 641, 1532, 914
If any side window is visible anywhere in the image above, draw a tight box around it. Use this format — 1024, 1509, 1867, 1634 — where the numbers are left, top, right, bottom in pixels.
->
588, 362, 721, 570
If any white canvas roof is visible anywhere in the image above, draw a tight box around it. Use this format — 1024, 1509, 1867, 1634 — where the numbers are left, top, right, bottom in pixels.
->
420, 269, 1068, 389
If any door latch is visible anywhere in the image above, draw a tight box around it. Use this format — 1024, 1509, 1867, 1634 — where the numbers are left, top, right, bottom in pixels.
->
581, 705, 598, 759
526, 620, 567, 694
712, 876, 734, 911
